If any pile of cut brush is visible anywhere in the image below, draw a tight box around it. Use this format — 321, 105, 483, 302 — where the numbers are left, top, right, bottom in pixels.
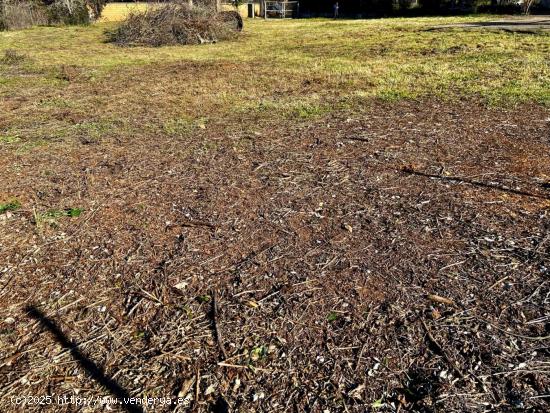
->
106, 1, 243, 47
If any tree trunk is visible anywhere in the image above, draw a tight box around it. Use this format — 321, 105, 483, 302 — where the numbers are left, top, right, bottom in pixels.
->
0, 0, 4, 31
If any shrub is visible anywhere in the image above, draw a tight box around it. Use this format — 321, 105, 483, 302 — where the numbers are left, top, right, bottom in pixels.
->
106, 2, 242, 47
0, 0, 107, 30
46, 0, 90, 25
0, 1, 48, 30
86, 0, 107, 20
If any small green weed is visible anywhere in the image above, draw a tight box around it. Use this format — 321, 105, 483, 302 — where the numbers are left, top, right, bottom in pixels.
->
0, 135, 21, 144
250, 345, 268, 362
33, 207, 83, 227
196, 294, 211, 303
0, 200, 21, 214
327, 312, 339, 322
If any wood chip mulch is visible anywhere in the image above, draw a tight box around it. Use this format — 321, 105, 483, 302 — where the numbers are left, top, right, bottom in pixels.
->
0, 100, 549, 412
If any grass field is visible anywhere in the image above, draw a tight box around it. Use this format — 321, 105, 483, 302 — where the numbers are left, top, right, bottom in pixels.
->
1, 11, 549, 413
0, 15, 548, 148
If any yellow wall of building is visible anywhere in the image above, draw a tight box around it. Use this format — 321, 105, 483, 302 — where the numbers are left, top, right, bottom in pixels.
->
221, 3, 260, 18
101, 3, 259, 23
100, 3, 149, 22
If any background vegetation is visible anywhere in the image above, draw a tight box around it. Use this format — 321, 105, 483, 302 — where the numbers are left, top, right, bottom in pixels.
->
288, 0, 546, 16
0, 0, 107, 30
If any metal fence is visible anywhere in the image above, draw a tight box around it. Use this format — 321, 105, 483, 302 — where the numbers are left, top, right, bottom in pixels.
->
263, 1, 299, 18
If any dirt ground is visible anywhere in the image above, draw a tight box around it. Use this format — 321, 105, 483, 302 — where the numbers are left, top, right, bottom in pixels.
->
0, 99, 549, 412
432, 15, 550, 32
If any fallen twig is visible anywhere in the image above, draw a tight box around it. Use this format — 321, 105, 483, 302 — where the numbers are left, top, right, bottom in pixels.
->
403, 166, 550, 200
346, 136, 370, 142
218, 362, 270, 372
427, 294, 454, 306
193, 367, 200, 411
212, 290, 228, 360
420, 319, 465, 379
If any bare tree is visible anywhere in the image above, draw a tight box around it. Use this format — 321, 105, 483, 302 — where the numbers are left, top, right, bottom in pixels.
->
521, 0, 536, 14
194, 0, 221, 11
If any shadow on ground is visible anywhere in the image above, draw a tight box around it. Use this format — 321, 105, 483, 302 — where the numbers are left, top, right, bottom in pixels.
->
25, 306, 143, 413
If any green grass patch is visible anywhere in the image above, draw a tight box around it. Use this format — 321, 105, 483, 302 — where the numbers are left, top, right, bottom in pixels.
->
163, 117, 208, 136
33, 207, 83, 227
0, 135, 20, 144
0, 200, 21, 214
292, 102, 328, 119
327, 312, 339, 322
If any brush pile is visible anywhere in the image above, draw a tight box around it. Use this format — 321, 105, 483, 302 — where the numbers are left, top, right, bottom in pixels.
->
107, 2, 243, 47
